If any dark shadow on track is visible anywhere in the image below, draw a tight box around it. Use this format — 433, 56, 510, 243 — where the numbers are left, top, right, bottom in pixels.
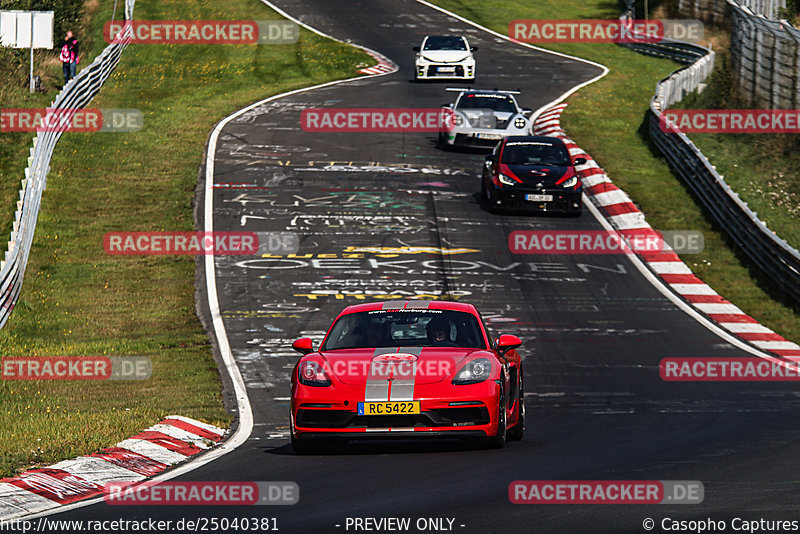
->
264, 437, 528, 456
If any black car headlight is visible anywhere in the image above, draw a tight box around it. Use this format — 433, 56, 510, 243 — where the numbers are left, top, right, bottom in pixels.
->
298, 361, 331, 387
514, 117, 527, 129
498, 173, 516, 186
561, 176, 578, 188
453, 358, 491, 385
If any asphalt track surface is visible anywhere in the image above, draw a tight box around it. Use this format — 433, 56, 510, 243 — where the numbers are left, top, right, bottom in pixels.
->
51, 1, 800, 533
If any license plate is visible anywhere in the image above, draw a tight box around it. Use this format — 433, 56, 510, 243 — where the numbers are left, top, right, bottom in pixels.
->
476, 133, 502, 140
358, 401, 421, 415
525, 194, 553, 202
437, 66, 456, 73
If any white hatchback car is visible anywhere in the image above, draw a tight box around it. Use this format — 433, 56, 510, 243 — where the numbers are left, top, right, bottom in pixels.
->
414, 35, 476, 81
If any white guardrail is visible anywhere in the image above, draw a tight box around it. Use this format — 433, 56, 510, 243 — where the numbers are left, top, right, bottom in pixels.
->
0, 0, 135, 328
620, 0, 800, 305
678, 0, 786, 21
729, 0, 800, 109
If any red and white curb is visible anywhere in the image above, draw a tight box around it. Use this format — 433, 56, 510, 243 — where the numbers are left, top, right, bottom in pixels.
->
533, 103, 800, 362
0, 416, 226, 520
359, 49, 397, 75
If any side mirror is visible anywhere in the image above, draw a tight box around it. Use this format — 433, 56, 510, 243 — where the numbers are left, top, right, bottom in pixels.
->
413, 46, 421, 52
573, 157, 587, 166
522, 107, 533, 116
496, 334, 522, 355
292, 338, 314, 355
471, 46, 479, 51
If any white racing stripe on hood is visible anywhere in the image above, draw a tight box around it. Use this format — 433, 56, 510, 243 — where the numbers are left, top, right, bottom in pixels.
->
390, 346, 423, 401
362, 347, 432, 433
364, 347, 423, 402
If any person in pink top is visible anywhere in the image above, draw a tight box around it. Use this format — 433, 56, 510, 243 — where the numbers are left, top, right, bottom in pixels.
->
57, 31, 79, 84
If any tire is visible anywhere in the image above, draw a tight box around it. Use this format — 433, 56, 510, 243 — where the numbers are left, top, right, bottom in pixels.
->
487, 385, 506, 449
485, 186, 507, 214
481, 178, 490, 202
507, 372, 525, 441
483, 182, 498, 213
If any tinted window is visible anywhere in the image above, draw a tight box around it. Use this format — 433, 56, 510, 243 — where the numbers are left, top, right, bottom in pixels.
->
423, 36, 467, 51
322, 309, 487, 350
456, 94, 517, 113
501, 141, 571, 166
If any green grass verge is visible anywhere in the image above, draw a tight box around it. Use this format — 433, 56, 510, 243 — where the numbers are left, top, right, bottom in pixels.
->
0, 0, 101, 241
428, 0, 800, 339
0, 0, 372, 477
0, 59, 59, 243
675, 55, 800, 254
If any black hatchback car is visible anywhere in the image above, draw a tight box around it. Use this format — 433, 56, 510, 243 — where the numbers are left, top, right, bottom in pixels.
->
481, 136, 586, 215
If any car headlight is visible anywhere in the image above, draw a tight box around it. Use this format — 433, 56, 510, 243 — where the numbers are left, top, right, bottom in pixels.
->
454, 114, 464, 126
514, 117, 527, 129
298, 361, 331, 387
561, 176, 578, 188
453, 358, 491, 385
498, 173, 516, 186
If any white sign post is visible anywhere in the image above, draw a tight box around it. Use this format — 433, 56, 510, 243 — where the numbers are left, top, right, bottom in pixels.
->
0, 10, 54, 92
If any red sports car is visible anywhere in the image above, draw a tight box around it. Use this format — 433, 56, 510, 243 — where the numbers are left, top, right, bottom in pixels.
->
290, 300, 524, 453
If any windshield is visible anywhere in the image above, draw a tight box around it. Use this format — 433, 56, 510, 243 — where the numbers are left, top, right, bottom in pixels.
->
501, 141, 571, 166
321, 309, 487, 350
456, 94, 517, 113
423, 36, 467, 51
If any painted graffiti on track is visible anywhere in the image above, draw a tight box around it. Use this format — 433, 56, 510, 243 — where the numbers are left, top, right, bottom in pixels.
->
224, 192, 427, 210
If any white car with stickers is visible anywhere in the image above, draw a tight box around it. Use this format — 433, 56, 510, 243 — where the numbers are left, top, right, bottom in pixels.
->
414, 35, 476, 81
439, 89, 533, 149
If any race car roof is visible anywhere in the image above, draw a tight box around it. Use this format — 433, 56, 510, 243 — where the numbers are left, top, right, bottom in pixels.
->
338, 300, 478, 316
446, 88, 520, 95
502, 135, 567, 146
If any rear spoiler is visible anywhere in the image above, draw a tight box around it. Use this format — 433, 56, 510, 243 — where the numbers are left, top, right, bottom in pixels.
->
445, 87, 521, 94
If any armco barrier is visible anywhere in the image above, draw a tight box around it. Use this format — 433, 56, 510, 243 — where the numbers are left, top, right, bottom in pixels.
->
729, 0, 800, 109
620, 1, 800, 305
735, 0, 787, 17
0, 1, 135, 329
678, 0, 786, 21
